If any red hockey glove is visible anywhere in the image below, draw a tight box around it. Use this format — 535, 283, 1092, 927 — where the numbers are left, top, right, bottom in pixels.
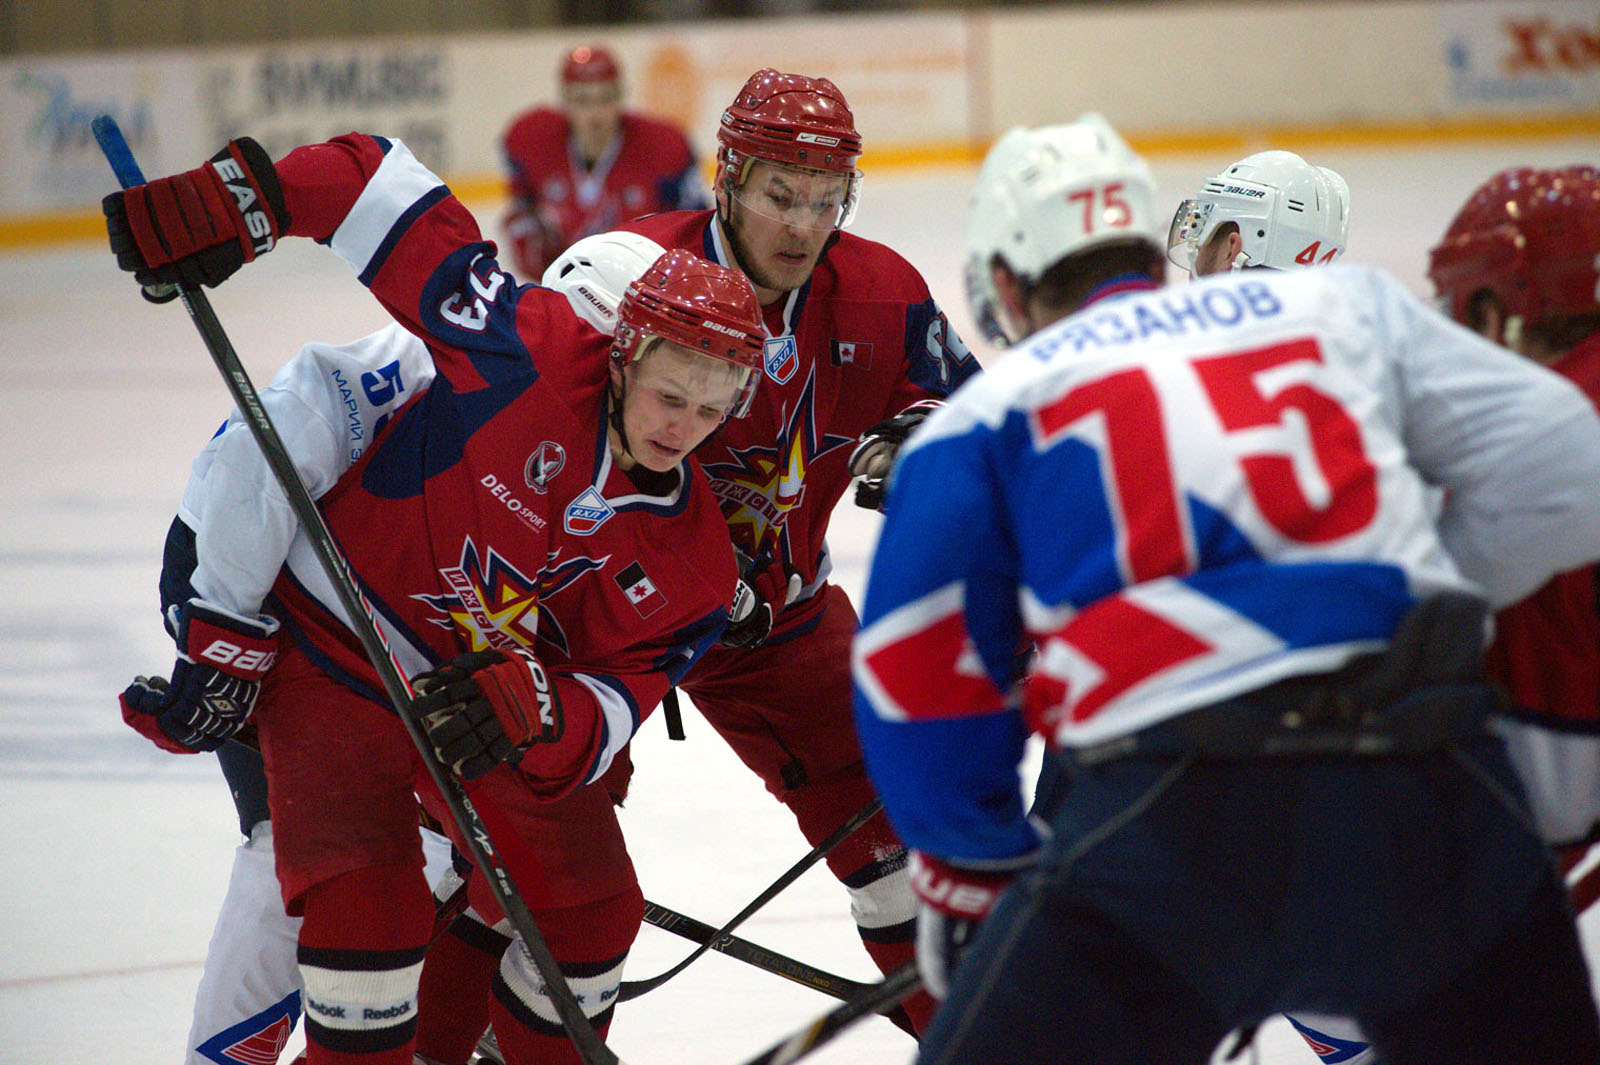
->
413, 649, 567, 782
849, 400, 943, 511
119, 598, 280, 754
104, 137, 289, 300
910, 850, 1036, 999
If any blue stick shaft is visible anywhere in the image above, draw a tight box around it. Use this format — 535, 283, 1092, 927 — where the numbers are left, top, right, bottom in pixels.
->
91, 115, 146, 189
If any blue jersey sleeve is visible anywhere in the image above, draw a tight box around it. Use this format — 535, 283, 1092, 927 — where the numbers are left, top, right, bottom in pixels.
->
853, 413, 1039, 862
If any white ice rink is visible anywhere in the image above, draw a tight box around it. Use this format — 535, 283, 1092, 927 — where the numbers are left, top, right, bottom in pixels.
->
3, 133, 1597, 1065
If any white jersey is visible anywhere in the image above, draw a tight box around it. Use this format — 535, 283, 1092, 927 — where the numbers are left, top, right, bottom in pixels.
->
178, 324, 434, 617
854, 263, 1600, 862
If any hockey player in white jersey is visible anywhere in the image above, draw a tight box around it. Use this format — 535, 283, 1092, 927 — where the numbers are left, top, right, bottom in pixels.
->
853, 116, 1600, 1064
168, 232, 664, 1065
1166, 149, 1348, 277
1169, 147, 1368, 1065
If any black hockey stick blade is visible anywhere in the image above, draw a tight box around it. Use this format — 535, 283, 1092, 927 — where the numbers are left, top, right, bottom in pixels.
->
620, 799, 881, 1000
737, 964, 922, 1065
92, 114, 622, 1065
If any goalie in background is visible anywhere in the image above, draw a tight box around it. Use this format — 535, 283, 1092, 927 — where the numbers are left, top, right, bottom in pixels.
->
500, 43, 708, 278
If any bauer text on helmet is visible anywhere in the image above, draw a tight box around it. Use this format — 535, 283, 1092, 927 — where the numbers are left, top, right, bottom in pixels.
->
542, 231, 668, 335
964, 115, 1161, 346
1168, 150, 1349, 276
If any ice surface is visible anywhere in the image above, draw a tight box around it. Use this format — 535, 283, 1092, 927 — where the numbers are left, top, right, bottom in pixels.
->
3, 133, 1595, 1064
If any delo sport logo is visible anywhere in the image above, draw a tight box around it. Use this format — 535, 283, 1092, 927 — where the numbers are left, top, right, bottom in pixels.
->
482, 473, 548, 533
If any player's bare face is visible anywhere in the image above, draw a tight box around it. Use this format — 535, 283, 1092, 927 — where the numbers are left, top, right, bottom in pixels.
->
613, 342, 745, 472
563, 82, 623, 166
721, 161, 847, 302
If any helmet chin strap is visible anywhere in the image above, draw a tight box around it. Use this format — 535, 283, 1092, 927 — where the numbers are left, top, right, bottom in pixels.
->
606, 367, 639, 468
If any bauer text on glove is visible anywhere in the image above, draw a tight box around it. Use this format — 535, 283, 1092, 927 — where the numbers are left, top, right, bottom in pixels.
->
119, 598, 280, 754
911, 850, 1036, 999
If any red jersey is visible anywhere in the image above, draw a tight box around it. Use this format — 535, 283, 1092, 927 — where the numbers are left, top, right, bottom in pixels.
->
501, 108, 706, 277
270, 134, 737, 793
1488, 331, 1600, 727
619, 210, 981, 636
1485, 330, 1600, 851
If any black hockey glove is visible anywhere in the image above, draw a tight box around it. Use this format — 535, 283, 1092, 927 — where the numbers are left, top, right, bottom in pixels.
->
910, 850, 1038, 999
717, 547, 803, 650
119, 598, 280, 754
104, 137, 289, 301
720, 547, 775, 650
413, 649, 565, 782
849, 400, 943, 511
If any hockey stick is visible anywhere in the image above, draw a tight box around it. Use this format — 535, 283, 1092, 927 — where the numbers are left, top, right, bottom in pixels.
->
620, 798, 881, 1000
468, 912, 902, 1065
737, 963, 923, 1065
640, 900, 873, 1001
93, 116, 620, 1065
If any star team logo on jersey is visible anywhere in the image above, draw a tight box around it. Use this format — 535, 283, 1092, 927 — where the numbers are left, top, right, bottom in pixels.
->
764, 335, 798, 384
525, 441, 566, 494
421, 540, 543, 652
565, 486, 614, 535
703, 366, 854, 551
614, 561, 668, 617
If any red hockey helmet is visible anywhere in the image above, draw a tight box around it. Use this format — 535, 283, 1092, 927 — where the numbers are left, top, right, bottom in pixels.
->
561, 44, 621, 86
614, 248, 765, 418
1428, 165, 1600, 326
718, 69, 862, 177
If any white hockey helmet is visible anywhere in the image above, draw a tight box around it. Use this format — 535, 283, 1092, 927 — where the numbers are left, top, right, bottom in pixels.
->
1167, 150, 1349, 274
541, 230, 668, 334
964, 114, 1161, 346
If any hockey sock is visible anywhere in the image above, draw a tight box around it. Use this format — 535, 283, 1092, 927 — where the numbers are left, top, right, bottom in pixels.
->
786, 765, 933, 1035
414, 910, 509, 1065
297, 864, 433, 1065
486, 890, 642, 1065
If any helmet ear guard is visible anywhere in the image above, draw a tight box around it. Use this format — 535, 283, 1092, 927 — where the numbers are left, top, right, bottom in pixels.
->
612, 248, 766, 418
964, 115, 1162, 346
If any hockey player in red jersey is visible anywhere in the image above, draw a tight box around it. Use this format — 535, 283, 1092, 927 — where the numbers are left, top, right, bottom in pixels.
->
1430, 161, 1600, 992
501, 43, 708, 278
609, 68, 982, 1035
105, 133, 765, 1065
